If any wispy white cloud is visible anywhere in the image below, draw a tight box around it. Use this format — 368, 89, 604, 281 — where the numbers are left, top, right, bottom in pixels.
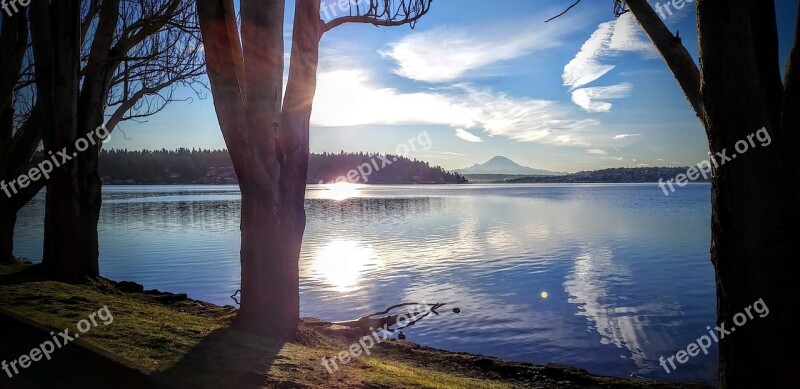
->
563, 13, 656, 101
563, 22, 616, 90
382, 19, 572, 83
311, 69, 600, 146
455, 128, 483, 143
588, 149, 608, 155
614, 133, 642, 139
571, 83, 633, 113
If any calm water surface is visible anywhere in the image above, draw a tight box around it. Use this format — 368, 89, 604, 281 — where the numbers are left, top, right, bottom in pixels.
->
14, 183, 716, 383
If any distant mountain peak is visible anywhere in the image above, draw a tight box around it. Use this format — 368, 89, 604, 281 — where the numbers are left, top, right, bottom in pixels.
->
455, 156, 565, 176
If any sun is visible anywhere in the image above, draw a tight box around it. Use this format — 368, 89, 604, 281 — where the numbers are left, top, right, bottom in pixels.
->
312, 240, 379, 292
319, 182, 361, 201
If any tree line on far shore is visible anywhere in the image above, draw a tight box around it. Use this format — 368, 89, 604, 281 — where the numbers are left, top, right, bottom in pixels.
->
89, 149, 466, 185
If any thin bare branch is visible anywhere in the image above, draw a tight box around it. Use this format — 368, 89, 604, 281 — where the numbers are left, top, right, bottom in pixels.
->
623, 0, 706, 129
545, 0, 582, 23
324, 0, 433, 32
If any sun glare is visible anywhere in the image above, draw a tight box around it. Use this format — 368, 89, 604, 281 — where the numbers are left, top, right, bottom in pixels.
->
319, 182, 361, 201
312, 240, 379, 292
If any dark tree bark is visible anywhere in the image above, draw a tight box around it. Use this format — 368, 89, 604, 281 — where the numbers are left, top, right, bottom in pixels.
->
0, 202, 16, 264
68, 0, 121, 281
621, 0, 800, 386
197, 0, 431, 336
31, 0, 85, 280
0, 7, 30, 265
30, 0, 205, 281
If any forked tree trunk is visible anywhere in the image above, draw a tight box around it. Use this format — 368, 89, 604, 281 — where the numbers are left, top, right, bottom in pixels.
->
199, 0, 429, 336
198, 0, 321, 336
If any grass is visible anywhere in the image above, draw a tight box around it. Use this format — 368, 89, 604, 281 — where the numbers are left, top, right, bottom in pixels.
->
0, 263, 711, 388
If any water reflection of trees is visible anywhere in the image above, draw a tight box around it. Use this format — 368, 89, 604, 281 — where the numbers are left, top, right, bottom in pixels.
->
102, 201, 242, 232
305, 197, 442, 224
99, 197, 442, 231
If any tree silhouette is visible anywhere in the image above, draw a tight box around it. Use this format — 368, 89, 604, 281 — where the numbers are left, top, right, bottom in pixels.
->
196, 0, 432, 335
551, 1, 800, 386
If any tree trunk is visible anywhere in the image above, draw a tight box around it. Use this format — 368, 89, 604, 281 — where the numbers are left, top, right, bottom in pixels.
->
698, 1, 796, 386
66, 0, 121, 283
624, 0, 799, 385
236, 0, 321, 336
31, 0, 91, 282
236, 185, 300, 336
199, 0, 427, 336
0, 201, 16, 264
0, 181, 44, 265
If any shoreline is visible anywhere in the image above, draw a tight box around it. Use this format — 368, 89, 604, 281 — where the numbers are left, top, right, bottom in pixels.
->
0, 262, 713, 388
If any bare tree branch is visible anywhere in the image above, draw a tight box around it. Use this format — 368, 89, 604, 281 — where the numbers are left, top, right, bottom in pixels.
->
545, 0, 581, 23
324, 0, 433, 32
545, 0, 628, 23
622, 0, 706, 129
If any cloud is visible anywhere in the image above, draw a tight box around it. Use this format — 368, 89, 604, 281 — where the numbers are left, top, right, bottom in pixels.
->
571, 83, 633, 113
563, 13, 656, 93
455, 128, 483, 143
588, 149, 608, 155
614, 133, 642, 139
382, 20, 570, 83
311, 69, 600, 146
563, 22, 616, 90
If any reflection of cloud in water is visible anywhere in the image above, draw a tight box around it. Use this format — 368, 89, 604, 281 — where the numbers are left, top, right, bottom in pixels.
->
564, 247, 681, 373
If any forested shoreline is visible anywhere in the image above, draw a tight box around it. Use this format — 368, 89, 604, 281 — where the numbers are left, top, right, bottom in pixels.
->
84, 149, 466, 185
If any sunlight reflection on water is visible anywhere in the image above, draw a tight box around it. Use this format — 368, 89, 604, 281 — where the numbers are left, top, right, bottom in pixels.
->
14, 183, 716, 383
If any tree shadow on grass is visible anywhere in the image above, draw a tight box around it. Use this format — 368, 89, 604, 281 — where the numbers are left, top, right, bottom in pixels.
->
0, 263, 49, 286
156, 326, 288, 388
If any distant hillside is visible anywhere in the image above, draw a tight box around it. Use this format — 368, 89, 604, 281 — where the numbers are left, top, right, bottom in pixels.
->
94, 149, 466, 185
456, 156, 566, 176
460, 174, 534, 183
502, 167, 708, 184
308, 152, 466, 184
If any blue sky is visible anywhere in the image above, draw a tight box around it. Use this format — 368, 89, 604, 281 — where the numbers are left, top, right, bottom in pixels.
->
103, 0, 800, 172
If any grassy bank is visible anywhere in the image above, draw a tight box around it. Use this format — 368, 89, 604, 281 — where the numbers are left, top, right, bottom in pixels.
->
0, 263, 710, 388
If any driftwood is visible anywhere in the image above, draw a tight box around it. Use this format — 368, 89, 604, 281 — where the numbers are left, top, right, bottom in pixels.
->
327, 303, 454, 333
231, 291, 457, 334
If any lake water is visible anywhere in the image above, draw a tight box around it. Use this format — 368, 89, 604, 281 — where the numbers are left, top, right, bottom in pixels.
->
14, 184, 716, 383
